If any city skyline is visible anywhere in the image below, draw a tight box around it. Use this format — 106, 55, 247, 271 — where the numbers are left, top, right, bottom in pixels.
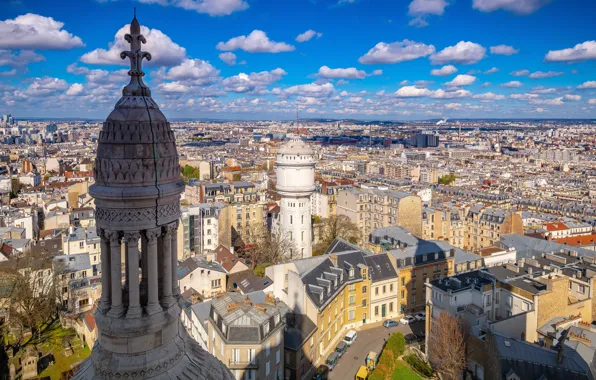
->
1, 0, 596, 120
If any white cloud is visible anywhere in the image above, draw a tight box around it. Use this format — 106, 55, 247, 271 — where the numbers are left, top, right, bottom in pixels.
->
0, 13, 84, 50
156, 81, 191, 94
531, 86, 557, 94
431, 89, 471, 98
66, 83, 84, 96
137, 0, 248, 16
484, 67, 499, 74
399, 80, 409, 86
431, 65, 457, 76
445, 74, 476, 86
295, 30, 322, 43
528, 71, 564, 79
80, 24, 186, 66
359, 40, 435, 64
371, 69, 383, 76
545, 41, 596, 62
489, 45, 519, 55
502, 81, 523, 88
430, 41, 486, 65
0, 69, 16, 77
415, 80, 434, 88
510, 93, 539, 100
588, 99, 596, 105
511, 69, 530, 76
218, 52, 237, 66
0, 49, 44, 67
578, 81, 596, 89
564, 94, 581, 101
25, 77, 68, 97
217, 30, 295, 53
318, 66, 367, 79
281, 82, 335, 97
161, 59, 220, 85
408, 0, 449, 27
532, 97, 563, 106
223, 68, 286, 93
473, 0, 551, 15
395, 86, 433, 97
67, 63, 129, 86
445, 102, 462, 109
473, 92, 506, 100
536, 107, 545, 113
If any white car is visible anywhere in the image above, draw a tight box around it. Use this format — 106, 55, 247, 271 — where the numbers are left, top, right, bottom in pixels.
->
344, 330, 357, 345
415, 312, 426, 322
400, 315, 416, 324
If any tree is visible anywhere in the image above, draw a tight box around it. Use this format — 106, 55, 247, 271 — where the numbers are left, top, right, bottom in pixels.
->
313, 215, 361, 255
5, 251, 64, 345
438, 174, 457, 185
232, 173, 242, 181
428, 313, 468, 380
180, 165, 200, 183
239, 223, 297, 267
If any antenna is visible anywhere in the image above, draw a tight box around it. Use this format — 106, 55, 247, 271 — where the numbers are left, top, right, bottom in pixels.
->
134, 7, 137, 18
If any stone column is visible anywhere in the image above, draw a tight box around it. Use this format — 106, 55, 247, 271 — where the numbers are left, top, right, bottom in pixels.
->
98, 228, 111, 314
160, 225, 175, 308
124, 232, 142, 319
170, 222, 180, 298
140, 232, 148, 305
107, 231, 125, 318
123, 241, 129, 289
145, 228, 162, 315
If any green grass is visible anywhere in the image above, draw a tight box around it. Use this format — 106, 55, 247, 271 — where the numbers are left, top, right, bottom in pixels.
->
391, 361, 422, 380
21, 319, 91, 380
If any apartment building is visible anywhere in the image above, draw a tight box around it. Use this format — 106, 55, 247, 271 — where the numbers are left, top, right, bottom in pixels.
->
464, 205, 523, 251
177, 255, 227, 300
423, 204, 464, 248
265, 241, 371, 364
180, 203, 225, 256
365, 253, 399, 323
206, 292, 289, 380
61, 226, 101, 275
310, 180, 353, 219
337, 187, 422, 239
54, 253, 97, 313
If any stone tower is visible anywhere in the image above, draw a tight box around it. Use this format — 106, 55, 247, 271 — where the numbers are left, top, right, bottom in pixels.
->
73, 14, 233, 380
276, 137, 315, 258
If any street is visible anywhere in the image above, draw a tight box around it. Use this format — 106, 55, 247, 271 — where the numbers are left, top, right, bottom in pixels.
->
328, 320, 425, 380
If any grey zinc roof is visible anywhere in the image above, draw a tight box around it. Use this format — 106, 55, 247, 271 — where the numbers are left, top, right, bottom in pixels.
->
364, 254, 397, 283
284, 314, 317, 351
500, 234, 596, 260
370, 226, 419, 247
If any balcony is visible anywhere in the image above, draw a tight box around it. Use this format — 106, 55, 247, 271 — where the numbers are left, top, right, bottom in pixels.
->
228, 359, 259, 369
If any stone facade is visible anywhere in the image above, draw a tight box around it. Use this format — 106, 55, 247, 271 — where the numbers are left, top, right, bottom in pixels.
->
73, 14, 233, 380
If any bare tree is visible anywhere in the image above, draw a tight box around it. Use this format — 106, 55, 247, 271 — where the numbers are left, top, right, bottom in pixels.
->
4, 251, 63, 345
313, 215, 360, 255
239, 222, 296, 266
428, 313, 467, 380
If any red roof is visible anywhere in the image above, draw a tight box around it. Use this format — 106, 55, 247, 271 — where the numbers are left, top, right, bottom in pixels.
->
555, 234, 596, 247
544, 222, 569, 231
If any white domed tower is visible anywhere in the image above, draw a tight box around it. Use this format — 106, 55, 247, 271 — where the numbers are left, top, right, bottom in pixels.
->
276, 137, 315, 258
73, 14, 233, 380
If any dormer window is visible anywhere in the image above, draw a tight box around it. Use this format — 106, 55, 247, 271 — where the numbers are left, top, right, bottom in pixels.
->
422, 254, 427, 262
349, 267, 355, 278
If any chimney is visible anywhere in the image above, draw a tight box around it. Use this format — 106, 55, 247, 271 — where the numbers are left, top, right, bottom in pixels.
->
505, 263, 520, 273
69, 224, 74, 235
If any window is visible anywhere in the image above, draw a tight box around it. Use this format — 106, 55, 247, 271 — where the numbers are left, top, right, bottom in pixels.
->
266, 342, 270, 356
401, 277, 405, 286
266, 361, 270, 376
289, 232, 293, 241
362, 285, 367, 294
264, 322, 270, 336
211, 279, 221, 289
276, 331, 281, 346
389, 302, 393, 312
248, 348, 256, 364
276, 349, 280, 365
79, 242, 84, 249
390, 284, 394, 292
349, 284, 355, 292
232, 349, 240, 364
375, 306, 379, 316
348, 310, 355, 321
290, 215, 293, 225
301, 231, 304, 242
382, 285, 386, 294
375, 287, 379, 295
412, 295, 416, 304
302, 215, 304, 224
362, 299, 367, 307
495, 292, 500, 304
579, 285, 586, 294
349, 295, 355, 305
401, 290, 405, 299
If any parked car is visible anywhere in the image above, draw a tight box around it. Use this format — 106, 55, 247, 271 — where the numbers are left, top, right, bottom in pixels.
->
335, 341, 348, 357
344, 330, 358, 345
405, 333, 418, 344
325, 352, 340, 371
399, 315, 416, 324
415, 312, 426, 322
312, 365, 329, 380
383, 319, 399, 328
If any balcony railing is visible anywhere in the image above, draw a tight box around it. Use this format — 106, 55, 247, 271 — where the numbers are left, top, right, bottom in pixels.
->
228, 359, 259, 369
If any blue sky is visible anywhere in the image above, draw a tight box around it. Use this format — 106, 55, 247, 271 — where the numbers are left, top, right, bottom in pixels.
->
1, 0, 595, 120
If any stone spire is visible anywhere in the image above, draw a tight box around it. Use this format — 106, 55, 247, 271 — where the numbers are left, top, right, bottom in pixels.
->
73, 13, 234, 380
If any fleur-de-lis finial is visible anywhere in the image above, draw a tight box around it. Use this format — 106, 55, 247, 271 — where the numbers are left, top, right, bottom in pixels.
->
120, 10, 152, 97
